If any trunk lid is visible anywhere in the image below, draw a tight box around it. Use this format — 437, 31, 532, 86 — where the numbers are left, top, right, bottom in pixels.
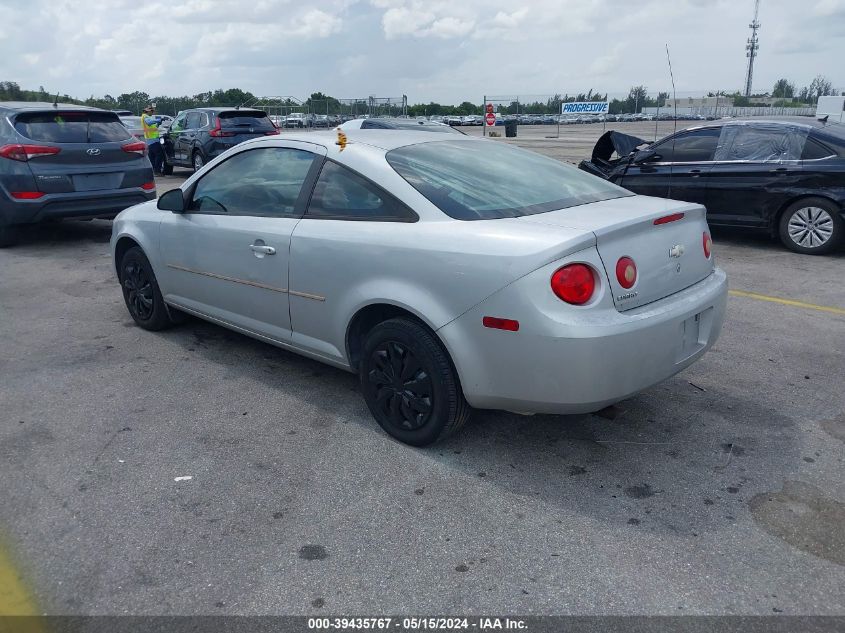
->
518, 195, 715, 311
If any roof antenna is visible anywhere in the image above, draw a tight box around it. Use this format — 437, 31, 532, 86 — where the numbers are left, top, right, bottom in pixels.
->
665, 44, 678, 202
818, 114, 829, 125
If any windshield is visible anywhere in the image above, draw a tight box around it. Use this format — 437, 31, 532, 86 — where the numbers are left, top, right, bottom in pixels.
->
386, 139, 633, 220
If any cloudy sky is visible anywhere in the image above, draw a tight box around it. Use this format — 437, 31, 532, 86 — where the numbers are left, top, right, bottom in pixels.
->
1, 0, 843, 104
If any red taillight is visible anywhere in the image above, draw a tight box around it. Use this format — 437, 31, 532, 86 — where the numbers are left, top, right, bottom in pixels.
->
140, 182, 156, 190
10, 191, 45, 199
551, 264, 595, 305
482, 316, 520, 332
615, 256, 637, 289
209, 118, 235, 137
122, 141, 147, 156
653, 212, 685, 225
0, 144, 61, 162
703, 232, 712, 259
265, 129, 281, 135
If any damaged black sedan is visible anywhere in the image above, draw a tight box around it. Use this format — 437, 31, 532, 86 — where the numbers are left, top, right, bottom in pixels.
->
579, 120, 845, 254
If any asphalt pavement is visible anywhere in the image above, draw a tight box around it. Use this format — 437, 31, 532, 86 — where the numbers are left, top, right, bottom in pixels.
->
0, 128, 843, 616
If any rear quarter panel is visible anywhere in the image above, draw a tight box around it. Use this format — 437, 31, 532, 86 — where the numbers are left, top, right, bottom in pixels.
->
288, 217, 595, 363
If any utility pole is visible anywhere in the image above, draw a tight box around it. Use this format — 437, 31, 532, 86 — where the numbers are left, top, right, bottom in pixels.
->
744, 0, 761, 98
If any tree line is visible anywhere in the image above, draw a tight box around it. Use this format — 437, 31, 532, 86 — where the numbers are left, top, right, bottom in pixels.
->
1, 76, 840, 118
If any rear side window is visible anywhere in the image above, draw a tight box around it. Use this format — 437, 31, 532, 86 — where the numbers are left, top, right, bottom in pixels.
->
652, 128, 720, 162
218, 111, 275, 132
14, 111, 131, 143
186, 112, 201, 129
307, 161, 416, 222
801, 137, 835, 160
387, 139, 631, 220
714, 124, 808, 162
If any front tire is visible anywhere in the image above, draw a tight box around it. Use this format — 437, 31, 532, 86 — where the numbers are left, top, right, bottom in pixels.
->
779, 198, 843, 255
161, 151, 174, 176
360, 318, 470, 446
119, 247, 173, 331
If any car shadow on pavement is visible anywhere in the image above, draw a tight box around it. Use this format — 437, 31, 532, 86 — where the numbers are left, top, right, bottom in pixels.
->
9, 219, 114, 247
155, 315, 801, 539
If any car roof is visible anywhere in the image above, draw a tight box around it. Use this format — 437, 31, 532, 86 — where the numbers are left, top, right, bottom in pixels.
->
282, 130, 479, 151
0, 101, 105, 113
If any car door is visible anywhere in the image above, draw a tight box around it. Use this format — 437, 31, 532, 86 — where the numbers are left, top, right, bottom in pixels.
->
176, 111, 202, 164
617, 127, 720, 207
158, 142, 325, 341
703, 123, 806, 227
166, 112, 188, 164
289, 160, 418, 363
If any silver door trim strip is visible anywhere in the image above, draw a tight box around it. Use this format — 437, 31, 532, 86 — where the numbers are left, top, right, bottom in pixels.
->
166, 263, 326, 301
166, 263, 288, 293
288, 289, 326, 302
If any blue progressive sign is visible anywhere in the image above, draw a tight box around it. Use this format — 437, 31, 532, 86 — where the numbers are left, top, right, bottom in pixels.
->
561, 101, 609, 114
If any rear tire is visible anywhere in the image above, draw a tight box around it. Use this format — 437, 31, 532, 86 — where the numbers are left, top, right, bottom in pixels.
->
192, 151, 205, 173
119, 246, 173, 331
360, 318, 471, 446
778, 197, 843, 255
0, 225, 19, 248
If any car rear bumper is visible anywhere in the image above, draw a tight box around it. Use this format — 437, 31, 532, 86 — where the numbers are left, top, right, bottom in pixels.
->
0, 189, 156, 226
438, 258, 728, 414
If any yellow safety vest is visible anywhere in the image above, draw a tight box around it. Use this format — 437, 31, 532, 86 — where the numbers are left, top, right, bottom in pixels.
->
141, 115, 159, 140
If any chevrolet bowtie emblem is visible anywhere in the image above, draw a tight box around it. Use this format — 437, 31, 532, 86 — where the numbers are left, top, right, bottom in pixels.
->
669, 244, 685, 258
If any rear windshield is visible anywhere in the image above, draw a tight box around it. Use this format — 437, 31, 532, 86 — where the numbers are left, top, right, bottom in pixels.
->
386, 140, 633, 220
218, 111, 274, 131
14, 111, 132, 143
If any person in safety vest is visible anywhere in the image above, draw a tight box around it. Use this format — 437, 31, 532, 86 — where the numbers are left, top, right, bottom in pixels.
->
141, 104, 164, 175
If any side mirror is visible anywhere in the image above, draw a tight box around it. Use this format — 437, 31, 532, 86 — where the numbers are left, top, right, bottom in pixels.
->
157, 188, 186, 213
632, 149, 660, 164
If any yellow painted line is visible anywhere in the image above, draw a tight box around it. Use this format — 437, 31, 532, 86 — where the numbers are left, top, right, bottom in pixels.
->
0, 540, 38, 616
729, 289, 845, 316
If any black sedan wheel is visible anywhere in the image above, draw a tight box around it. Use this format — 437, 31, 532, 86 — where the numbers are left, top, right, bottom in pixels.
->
120, 246, 173, 331
779, 197, 843, 255
360, 318, 470, 446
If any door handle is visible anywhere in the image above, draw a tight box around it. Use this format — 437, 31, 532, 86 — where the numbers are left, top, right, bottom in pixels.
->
250, 244, 276, 255
690, 169, 702, 177
769, 167, 788, 174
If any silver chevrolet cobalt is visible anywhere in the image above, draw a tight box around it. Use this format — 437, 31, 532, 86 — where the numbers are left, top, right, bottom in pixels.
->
111, 130, 727, 445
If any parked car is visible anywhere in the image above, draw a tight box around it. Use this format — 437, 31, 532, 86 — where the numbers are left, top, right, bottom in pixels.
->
579, 120, 845, 254
111, 130, 726, 445
160, 108, 279, 174
445, 116, 463, 126
339, 118, 464, 134
119, 116, 145, 142
0, 101, 155, 247
284, 112, 310, 129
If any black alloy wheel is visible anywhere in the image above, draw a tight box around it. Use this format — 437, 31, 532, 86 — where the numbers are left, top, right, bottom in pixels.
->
360, 318, 470, 446
119, 247, 173, 331
368, 340, 434, 432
